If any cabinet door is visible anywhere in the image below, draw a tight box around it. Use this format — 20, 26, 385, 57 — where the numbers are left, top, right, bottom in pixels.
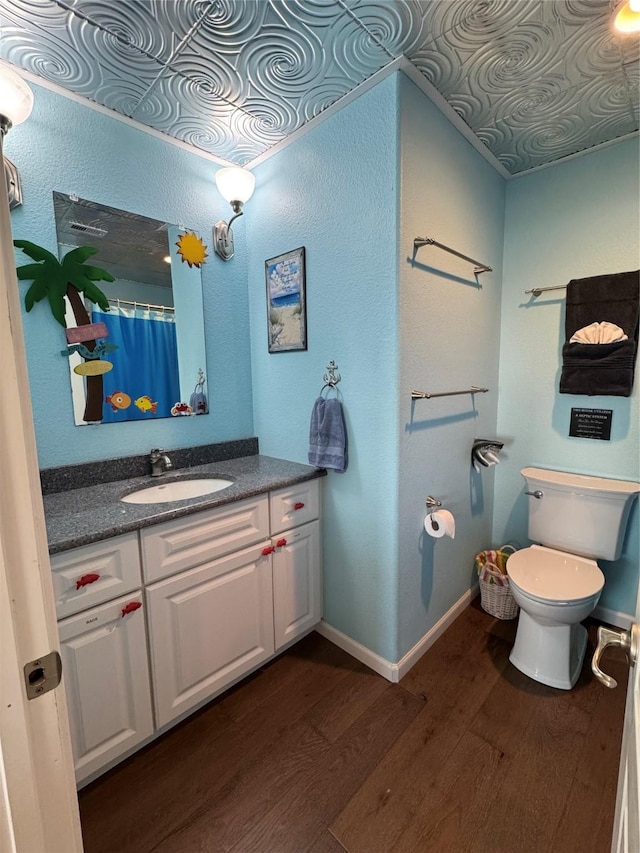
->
273, 520, 322, 650
146, 543, 275, 727
269, 479, 320, 535
57, 591, 154, 784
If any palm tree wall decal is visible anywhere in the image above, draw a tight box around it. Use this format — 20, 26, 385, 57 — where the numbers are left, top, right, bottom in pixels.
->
15, 240, 115, 422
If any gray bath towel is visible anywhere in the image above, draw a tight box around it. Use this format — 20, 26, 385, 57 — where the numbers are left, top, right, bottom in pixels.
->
308, 397, 348, 472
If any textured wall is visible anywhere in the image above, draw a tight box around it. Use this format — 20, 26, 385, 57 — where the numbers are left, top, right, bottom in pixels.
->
494, 139, 640, 617
248, 77, 401, 661
6, 83, 254, 468
397, 74, 506, 657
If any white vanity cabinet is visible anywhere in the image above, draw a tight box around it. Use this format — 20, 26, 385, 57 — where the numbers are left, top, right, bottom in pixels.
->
51, 477, 321, 783
57, 590, 154, 784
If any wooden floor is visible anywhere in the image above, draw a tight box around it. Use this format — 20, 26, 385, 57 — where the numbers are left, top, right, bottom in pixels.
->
79, 600, 629, 853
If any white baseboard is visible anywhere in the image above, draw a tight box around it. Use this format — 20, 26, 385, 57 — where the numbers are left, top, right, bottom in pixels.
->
315, 622, 400, 682
592, 604, 633, 630
316, 585, 479, 684
396, 585, 479, 681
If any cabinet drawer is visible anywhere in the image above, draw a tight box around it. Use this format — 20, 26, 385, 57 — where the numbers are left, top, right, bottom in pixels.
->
141, 495, 270, 583
51, 532, 142, 620
269, 480, 320, 535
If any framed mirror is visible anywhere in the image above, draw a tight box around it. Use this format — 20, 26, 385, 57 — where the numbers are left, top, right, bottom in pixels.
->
53, 193, 208, 425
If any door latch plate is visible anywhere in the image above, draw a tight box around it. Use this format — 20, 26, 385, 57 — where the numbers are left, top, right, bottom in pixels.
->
23, 651, 62, 700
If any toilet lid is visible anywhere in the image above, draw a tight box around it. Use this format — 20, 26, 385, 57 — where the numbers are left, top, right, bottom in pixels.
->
507, 545, 604, 603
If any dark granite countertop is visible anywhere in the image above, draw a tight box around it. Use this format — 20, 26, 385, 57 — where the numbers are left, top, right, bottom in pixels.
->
44, 455, 325, 555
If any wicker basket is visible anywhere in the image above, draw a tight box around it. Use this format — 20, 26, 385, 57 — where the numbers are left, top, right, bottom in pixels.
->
475, 546, 519, 620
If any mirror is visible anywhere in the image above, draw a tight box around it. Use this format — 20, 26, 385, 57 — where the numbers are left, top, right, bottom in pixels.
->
53, 193, 208, 425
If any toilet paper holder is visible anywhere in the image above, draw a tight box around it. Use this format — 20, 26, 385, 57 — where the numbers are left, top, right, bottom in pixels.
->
425, 495, 442, 509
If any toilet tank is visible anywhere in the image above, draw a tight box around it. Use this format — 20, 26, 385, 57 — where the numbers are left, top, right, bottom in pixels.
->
522, 467, 640, 561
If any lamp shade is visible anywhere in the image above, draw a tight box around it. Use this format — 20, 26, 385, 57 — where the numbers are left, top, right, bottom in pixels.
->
613, 0, 640, 32
0, 65, 33, 128
215, 167, 255, 204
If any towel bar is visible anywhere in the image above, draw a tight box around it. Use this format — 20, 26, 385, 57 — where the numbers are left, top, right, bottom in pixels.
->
413, 237, 492, 275
411, 386, 489, 400
525, 284, 568, 297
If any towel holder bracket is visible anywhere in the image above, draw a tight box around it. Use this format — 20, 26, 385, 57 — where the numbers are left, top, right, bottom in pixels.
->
321, 360, 341, 393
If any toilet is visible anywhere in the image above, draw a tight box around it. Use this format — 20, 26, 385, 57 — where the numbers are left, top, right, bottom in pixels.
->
507, 467, 640, 690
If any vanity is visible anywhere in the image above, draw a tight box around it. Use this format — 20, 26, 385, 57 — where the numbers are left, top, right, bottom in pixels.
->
43, 450, 324, 786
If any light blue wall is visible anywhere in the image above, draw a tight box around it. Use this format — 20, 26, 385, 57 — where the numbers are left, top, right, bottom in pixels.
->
397, 74, 506, 657
6, 83, 254, 468
248, 76, 401, 661
494, 139, 640, 617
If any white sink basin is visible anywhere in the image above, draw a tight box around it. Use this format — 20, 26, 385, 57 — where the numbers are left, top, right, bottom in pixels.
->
121, 478, 233, 504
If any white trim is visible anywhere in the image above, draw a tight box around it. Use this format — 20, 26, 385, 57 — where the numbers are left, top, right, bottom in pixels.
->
593, 604, 633, 631
245, 58, 405, 169
0, 59, 233, 168
509, 131, 640, 180
316, 585, 479, 683
315, 622, 400, 682
396, 585, 480, 681
397, 58, 512, 181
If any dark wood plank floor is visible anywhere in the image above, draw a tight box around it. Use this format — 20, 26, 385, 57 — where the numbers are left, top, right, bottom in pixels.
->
79, 599, 629, 853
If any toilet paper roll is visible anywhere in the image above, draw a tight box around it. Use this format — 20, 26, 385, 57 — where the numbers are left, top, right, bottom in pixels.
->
424, 509, 456, 539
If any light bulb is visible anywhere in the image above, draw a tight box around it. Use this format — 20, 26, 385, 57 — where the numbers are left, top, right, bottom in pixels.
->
215, 167, 255, 205
613, 0, 640, 33
0, 64, 33, 132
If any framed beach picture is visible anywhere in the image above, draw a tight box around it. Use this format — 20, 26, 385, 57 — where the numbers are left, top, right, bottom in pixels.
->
265, 246, 307, 353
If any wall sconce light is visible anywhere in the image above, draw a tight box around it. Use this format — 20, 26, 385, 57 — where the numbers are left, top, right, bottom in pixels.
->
613, 0, 640, 32
213, 166, 255, 261
0, 64, 33, 209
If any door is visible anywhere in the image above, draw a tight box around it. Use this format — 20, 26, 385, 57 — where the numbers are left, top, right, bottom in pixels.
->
58, 591, 154, 784
272, 520, 322, 650
591, 585, 640, 852
0, 134, 82, 848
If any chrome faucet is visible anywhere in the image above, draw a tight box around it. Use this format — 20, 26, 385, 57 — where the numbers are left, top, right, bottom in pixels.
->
150, 449, 173, 477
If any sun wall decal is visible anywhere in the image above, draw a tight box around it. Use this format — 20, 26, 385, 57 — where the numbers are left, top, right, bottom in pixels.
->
176, 231, 208, 267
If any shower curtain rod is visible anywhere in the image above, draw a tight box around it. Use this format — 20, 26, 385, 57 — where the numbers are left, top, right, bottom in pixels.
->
413, 236, 492, 275
107, 297, 175, 312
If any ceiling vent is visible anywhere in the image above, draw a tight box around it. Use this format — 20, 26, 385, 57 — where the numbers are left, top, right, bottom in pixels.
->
69, 221, 108, 238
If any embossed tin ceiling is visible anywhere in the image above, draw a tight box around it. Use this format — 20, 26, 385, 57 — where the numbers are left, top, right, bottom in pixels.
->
0, 0, 638, 175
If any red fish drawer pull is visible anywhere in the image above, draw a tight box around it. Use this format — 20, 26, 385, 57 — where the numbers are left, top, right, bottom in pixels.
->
293, 502, 305, 511
121, 601, 142, 618
262, 546, 275, 556
76, 573, 100, 590
276, 538, 288, 548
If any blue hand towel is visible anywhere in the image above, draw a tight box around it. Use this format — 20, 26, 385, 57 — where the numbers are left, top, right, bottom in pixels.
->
308, 397, 348, 472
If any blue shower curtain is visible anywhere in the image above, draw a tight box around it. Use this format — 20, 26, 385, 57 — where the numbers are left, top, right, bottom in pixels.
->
93, 306, 180, 423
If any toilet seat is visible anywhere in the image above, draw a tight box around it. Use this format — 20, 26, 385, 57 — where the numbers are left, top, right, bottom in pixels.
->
507, 544, 604, 604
